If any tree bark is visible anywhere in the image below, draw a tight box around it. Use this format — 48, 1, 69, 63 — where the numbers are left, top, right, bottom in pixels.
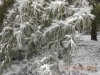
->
91, 16, 97, 40
91, 1, 97, 41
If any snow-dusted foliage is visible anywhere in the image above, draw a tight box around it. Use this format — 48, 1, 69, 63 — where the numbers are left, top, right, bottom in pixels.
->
0, 0, 94, 74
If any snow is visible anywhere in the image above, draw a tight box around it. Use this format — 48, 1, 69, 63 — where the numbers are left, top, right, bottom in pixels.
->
13, 30, 23, 49
1, 26, 12, 34
72, 34, 100, 75
44, 24, 59, 35
0, 0, 98, 75
48, 1, 65, 9
2, 34, 100, 75
39, 64, 51, 74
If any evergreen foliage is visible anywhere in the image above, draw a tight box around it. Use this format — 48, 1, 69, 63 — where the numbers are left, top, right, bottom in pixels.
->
0, 0, 94, 74
0, 0, 15, 29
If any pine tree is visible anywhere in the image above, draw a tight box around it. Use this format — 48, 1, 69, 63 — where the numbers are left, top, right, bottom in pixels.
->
89, 0, 100, 40
0, 0, 94, 74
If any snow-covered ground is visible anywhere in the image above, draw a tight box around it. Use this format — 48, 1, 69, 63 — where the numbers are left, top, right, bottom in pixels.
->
72, 33, 100, 75
2, 34, 100, 75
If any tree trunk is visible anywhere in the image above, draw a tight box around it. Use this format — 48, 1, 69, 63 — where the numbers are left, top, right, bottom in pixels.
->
91, 17, 97, 40
91, 1, 97, 41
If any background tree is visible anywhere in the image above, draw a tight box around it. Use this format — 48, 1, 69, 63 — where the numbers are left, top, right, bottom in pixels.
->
89, 0, 100, 40
96, 3, 100, 31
